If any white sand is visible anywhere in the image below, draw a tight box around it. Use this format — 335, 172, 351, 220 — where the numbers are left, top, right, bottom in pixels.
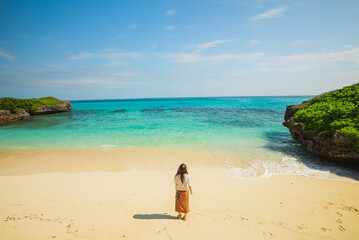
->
0, 148, 358, 240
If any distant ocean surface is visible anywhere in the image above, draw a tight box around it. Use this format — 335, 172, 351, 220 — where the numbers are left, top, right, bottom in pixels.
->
0, 96, 357, 180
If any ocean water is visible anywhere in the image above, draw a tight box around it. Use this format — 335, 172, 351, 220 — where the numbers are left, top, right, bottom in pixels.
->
1, 96, 357, 180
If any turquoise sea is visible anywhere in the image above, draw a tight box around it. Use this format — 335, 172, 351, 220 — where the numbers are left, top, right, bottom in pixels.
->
0, 96, 357, 180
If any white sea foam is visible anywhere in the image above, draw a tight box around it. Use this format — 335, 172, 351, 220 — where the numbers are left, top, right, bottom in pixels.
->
225, 156, 358, 182
100, 144, 134, 148
100, 145, 118, 148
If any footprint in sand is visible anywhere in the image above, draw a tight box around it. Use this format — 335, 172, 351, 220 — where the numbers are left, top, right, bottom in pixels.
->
240, 217, 248, 221
338, 226, 346, 231
320, 227, 332, 232
341, 204, 359, 212
262, 231, 273, 236
336, 218, 342, 224
278, 222, 287, 227
224, 215, 233, 221
336, 212, 343, 217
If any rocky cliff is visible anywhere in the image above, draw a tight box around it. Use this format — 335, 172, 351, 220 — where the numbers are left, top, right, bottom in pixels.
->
0, 100, 72, 125
283, 104, 359, 164
31, 100, 72, 115
0, 109, 30, 124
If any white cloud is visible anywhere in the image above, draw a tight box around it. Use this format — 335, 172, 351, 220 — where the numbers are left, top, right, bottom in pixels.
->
294, 39, 307, 44
156, 39, 245, 63
109, 35, 125, 40
165, 9, 176, 16
256, 46, 359, 73
20, 35, 49, 41
247, 40, 261, 46
196, 39, 238, 52
0, 48, 16, 61
156, 45, 359, 73
127, 23, 138, 30
2, 45, 359, 98
69, 49, 144, 66
69, 52, 95, 60
165, 25, 175, 30
20, 35, 32, 39
251, 6, 288, 21
213, 0, 244, 7
0, 62, 155, 88
69, 50, 143, 61
156, 52, 264, 63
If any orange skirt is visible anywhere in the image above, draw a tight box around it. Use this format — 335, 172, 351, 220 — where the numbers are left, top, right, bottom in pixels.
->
175, 190, 189, 213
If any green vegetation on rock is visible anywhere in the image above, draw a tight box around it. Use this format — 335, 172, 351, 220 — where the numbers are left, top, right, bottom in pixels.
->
0, 97, 61, 113
294, 83, 359, 152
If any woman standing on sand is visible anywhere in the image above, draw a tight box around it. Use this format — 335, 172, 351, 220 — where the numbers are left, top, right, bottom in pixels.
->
174, 163, 193, 221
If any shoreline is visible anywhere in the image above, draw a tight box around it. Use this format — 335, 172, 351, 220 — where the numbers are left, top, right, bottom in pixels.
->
0, 147, 224, 176
0, 167, 358, 239
0, 147, 357, 182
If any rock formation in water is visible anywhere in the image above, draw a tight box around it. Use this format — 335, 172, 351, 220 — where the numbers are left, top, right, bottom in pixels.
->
0, 109, 30, 124
0, 97, 72, 125
283, 83, 359, 164
31, 100, 72, 115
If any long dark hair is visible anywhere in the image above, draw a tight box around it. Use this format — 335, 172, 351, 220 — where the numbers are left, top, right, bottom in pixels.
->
175, 163, 188, 183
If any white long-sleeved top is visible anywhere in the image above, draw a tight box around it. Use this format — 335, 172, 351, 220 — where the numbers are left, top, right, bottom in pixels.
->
174, 174, 191, 191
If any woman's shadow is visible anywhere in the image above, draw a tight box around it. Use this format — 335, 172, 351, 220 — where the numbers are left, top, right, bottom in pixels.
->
133, 213, 177, 220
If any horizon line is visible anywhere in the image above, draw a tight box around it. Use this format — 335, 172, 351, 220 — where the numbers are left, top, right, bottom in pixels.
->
69, 94, 315, 102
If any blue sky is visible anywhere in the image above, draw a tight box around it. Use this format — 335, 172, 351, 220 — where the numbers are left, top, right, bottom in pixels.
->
0, 0, 358, 100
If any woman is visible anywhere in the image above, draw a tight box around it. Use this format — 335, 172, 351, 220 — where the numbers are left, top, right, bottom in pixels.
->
174, 163, 193, 221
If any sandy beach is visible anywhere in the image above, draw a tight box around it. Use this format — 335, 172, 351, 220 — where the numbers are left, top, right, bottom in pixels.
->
2, 0, 359, 238
0, 148, 358, 240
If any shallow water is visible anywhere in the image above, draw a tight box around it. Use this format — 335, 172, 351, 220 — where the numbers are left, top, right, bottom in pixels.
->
1, 96, 358, 180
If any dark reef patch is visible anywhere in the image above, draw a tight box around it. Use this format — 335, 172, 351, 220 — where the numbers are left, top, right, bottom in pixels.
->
114, 109, 127, 113
168, 108, 280, 114
140, 109, 165, 113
